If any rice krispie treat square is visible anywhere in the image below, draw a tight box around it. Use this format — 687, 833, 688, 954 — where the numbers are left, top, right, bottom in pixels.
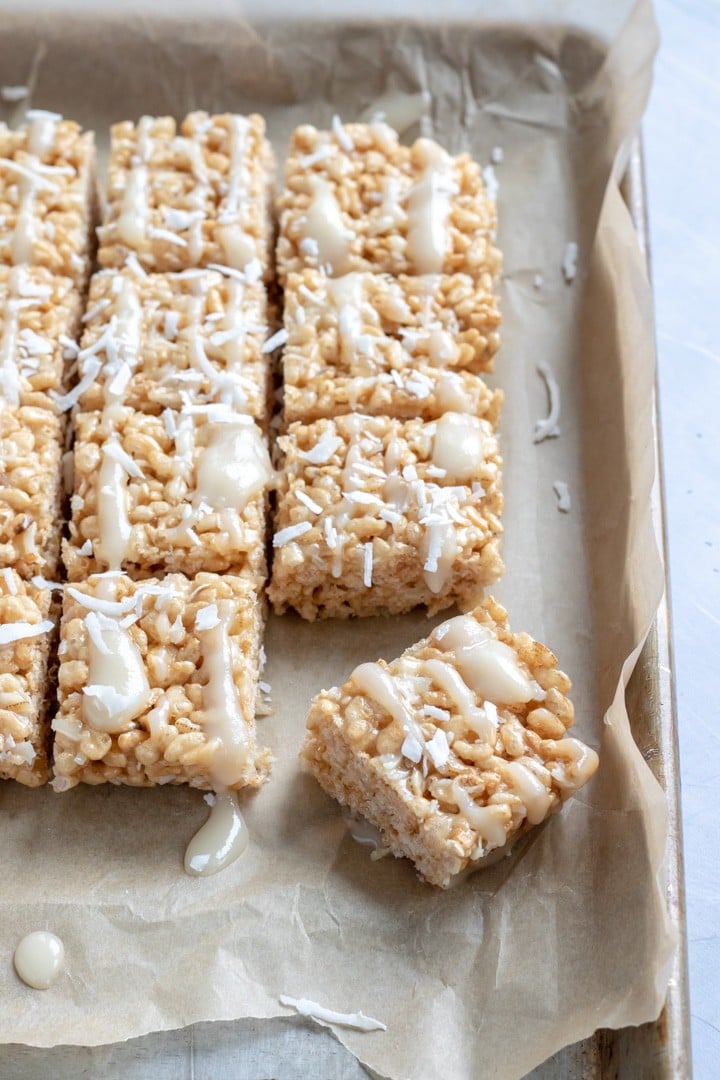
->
302, 597, 599, 887
282, 269, 501, 424
269, 412, 503, 620
52, 571, 271, 790
0, 265, 81, 410
277, 121, 501, 281
68, 267, 271, 420
0, 569, 55, 786
97, 112, 275, 277
63, 406, 272, 582
0, 111, 96, 289
0, 405, 65, 577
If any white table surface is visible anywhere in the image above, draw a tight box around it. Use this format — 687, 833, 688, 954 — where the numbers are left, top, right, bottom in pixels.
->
645, 1, 720, 1075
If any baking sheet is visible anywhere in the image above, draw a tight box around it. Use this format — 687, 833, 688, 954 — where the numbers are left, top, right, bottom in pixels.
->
0, 2, 676, 1078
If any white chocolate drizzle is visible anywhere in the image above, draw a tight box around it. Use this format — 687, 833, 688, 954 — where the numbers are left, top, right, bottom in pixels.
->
303, 178, 352, 274
218, 116, 256, 269
432, 614, 544, 706
117, 117, 153, 249
82, 582, 151, 734
432, 412, 488, 482
502, 760, 552, 824
194, 420, 272, 512
0, 268, 21, 404
407, 139, 456, 274
13, 931, 64, 990
197, 600, 252, 788
11, 113, 59, 265
95, 441, 132, 569
184, 792, 249, 876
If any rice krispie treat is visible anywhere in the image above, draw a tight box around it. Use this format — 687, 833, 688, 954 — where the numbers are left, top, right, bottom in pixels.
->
97, 112, 275, 277
63, 406, 272, 582
0, 111, 96, 289
277, 122, 501, 281
302, 597, 599, 887
0, 265, 81, 410
0, 405, 64, 577
269, 412, 503, 620
0, 569, 55, 786
67, 267, 271, 420
282, 269, 501, 424
53, 571, 271, 790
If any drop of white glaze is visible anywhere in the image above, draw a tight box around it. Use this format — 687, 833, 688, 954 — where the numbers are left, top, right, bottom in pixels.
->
13, 931, 65, 990
184, 792, 249, 877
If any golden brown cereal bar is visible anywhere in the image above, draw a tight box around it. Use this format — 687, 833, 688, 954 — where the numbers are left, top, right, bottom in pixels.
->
69, 267, 271, 420
277, 122, 500, 282
0, 265, 81, 410
282, 269, 501, 424
0, 405, 65, 577
52, 571, 271, 790
0, 569, 55, 786
97, 112, 275, 277
63, 406, 271, 583
302, 597, 599, 887
268, 412, 503, 620
0, 112, 96, 289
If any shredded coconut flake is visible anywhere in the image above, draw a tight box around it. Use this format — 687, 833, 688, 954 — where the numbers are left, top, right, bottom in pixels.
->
423, 704, 450, 722
533, 272, 544, 290
0, 620, 54, 646
53, 356, 102, 412
491, 145, 504, 164
30, 575, 63, 592
279, 995, 386, 1033
273, 521, 312, 547
332, 114, 355, 152
2, 567, 17, 594
195, 603, 220, 631
206, 262, 247, 282
148, 226, 187, 247
401, 732, 424, 764
362, 542, 373, 588
378, 507, 402, 525
103, 438, 145, 479
562, 242, 578, 283
533, 362, 561, 443
553, 480, 571, 513
261, 328, 288, 354
65, 588, 137, 617
82, 298, 111, 324
296, 489, 322, 515
425, 728, 450, 769
482, 164, 499, 202
301, 432, 342, 465
1, 85, 29, 102
124, 252, 147, 278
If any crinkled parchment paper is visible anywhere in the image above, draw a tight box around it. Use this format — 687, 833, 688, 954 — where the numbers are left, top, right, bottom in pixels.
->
0, 1, 674, 1077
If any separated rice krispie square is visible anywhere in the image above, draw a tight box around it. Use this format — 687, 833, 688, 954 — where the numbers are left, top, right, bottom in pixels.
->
0, 406, 65, 577
302, 597, 599, 887
282, 269, 501, 424
277, 121, 501, 281
268, 412, 503, 620
0, 265, 81, 410
68, 266, 271, 420
63, 406, 272, 582
52, 571, 271, 790
0, 111, 96, 289
97, 112, 275, 277
0, 569, 56, 786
